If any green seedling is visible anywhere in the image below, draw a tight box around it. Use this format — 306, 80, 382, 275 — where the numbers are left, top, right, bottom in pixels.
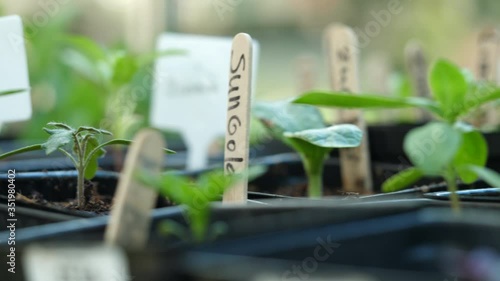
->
253, 101, 363, 197
0, 122, 175, 208
62, 36, 184, 139
294, 59, 500, 211
140, 170, 242, 243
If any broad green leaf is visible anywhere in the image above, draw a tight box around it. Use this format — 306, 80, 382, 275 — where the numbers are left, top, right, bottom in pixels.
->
429, 60, 468, 120
253, 101, 325, 137
293, 92, 442, 116
464, 165, 500, 188
84, 136, 105, 180
382, 168, 424, 192
61, 49, 102, 84
453, 130, 487, 183
0, 89, 26, 96
283, 124, 362, 149
0, 144, 44, 160
41, 128, 74, 154
112, 55, 139, 86
404, 122, 461, 175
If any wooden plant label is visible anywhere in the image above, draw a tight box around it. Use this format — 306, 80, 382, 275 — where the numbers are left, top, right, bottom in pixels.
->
151, 33, 259, 170
404, 40, 433, 121
125, 0, 166, 53
475, 28, 499, 126
296, 55, 316, 93
105, 129, 165, 250
23, 244, 130, 281
324, 24, 373, 194
0, 15, 31, 124
222, 33, 253, 203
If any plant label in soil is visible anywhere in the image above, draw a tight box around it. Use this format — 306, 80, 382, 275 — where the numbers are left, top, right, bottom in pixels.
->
404, 40, 433, 121
296, 54, 317, 93
472, 28, 500, 126
23, 244, 130, 281
324, 23, 373, 194
223, 33, 253, 203
0, 15, 31, 124
125, 0, 166, 53
151, 33, 259, 170
105, 129, 165, 250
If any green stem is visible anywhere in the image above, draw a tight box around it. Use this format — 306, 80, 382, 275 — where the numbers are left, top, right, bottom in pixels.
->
445, 172, 460, 214
302, 153, 325, 198
76, 166, 86, 208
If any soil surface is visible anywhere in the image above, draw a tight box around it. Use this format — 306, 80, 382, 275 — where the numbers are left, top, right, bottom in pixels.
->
15, 181, 113, 215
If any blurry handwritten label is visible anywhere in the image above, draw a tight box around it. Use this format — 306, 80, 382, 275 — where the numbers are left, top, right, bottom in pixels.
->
223, 33, 253, 203
0, 15, 31, 123
23, 245, 130, 281
325, 24, 373, 194
151, 33, 259, 170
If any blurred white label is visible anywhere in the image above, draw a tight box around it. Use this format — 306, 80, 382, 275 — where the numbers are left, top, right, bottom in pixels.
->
23, 244, 131, 281
0, 15, 31, 123
151, 33, 259, 170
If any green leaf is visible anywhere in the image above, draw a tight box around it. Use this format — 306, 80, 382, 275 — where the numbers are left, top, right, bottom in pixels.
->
462, 85, 500, 115
63, 35, 107, 63
284, 124, 362, 149
46, 122, 73, 130
253, 101, 325, 138
293, 92, 442, 116
429, 59, 468, 120
382, 168, 424, 192
0, 144, 44, 160
0, 89, 26, 96
463, 165, 500, 188
42, 128, 74, 154
83, 136, 105, 180
76, 126, 112, 136
404, 122, 462, 175
453, 130, 487, 183
112, 55, 139, 86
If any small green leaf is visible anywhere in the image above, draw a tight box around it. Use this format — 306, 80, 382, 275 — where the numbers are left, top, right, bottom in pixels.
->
404, 122, 461, 175
429, 59, 468, 120
76, 126, 112, 136
453, 130, 487, 183
46, 122, 73, 130
84, 136, 105, 180
112, 55, 139, 86
41, 128, 74, 154
253, 101, 325, 137
382, 168, 424, 192
284, 124, 362, 149
0, 89, 26, 96
0, 144, 44, 160
462, 85, 500, 114
293, 92, 442, 116
463, 165, 500, 188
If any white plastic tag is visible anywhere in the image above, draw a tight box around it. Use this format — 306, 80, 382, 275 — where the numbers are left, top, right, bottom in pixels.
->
151, 33, 259, 170
0, 15, 31, 123
23, 244, 131, 281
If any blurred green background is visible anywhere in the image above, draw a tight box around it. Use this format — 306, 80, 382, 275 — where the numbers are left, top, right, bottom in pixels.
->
1, 0, 499, 139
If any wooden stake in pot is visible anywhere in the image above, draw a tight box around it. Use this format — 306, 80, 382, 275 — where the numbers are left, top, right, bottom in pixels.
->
324, 24, 373, 194
473, 27, 500, 127
296, 54, 317, 94
223, 33, 253, 203
125, 0, 167, 53
105, 129, 165, 250
404, 40, 433, 122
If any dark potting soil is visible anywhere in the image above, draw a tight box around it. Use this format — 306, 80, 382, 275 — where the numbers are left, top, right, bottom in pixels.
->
14, 181, 113, 214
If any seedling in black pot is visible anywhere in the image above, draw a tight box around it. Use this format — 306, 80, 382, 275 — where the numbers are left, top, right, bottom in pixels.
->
0, 122, 175, 208
253, 100, 363, 197
295, 59, 500, 211
141, 170, 239, 243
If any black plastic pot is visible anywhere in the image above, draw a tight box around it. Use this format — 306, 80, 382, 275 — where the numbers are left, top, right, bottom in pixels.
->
2, 199, 499, 280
